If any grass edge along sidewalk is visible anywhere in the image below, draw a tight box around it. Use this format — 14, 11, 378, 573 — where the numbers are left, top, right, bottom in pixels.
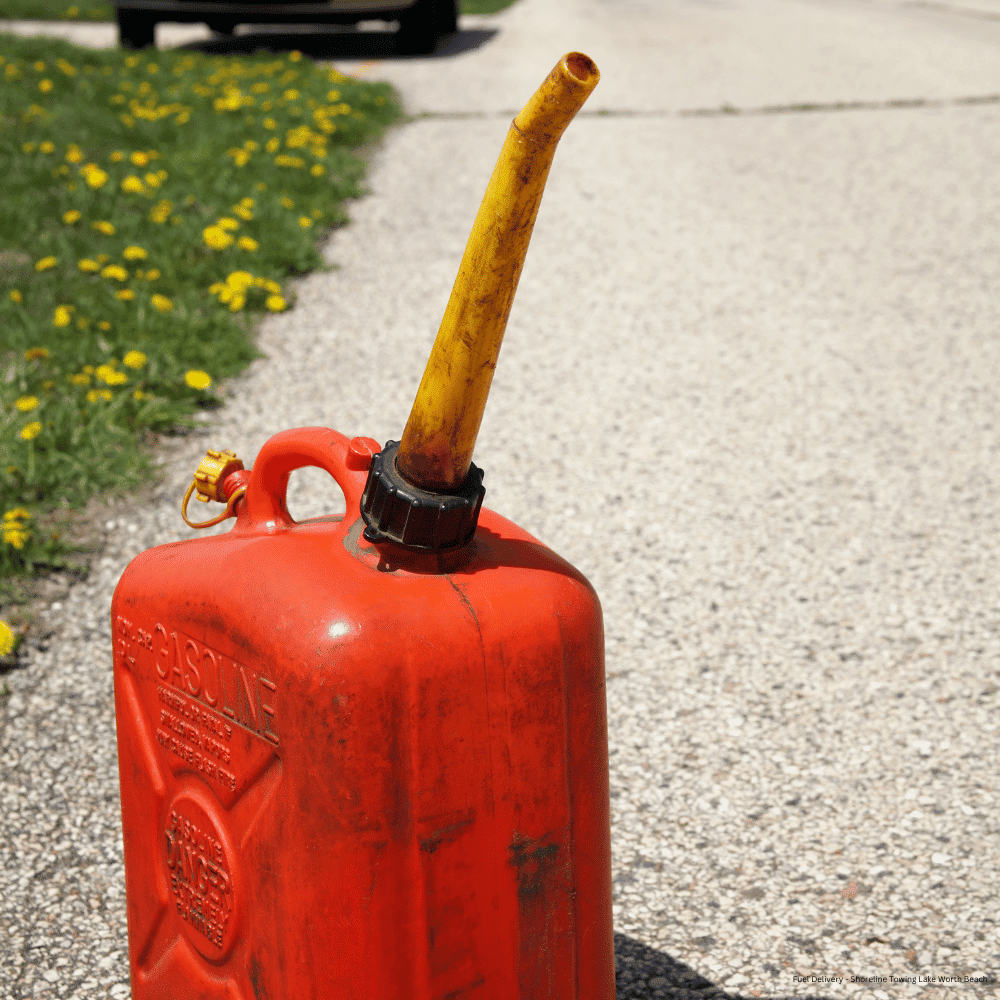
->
0, 32, 402, 667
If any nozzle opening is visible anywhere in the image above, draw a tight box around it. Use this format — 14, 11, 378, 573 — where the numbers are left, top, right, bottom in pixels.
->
565, 52, 598, 84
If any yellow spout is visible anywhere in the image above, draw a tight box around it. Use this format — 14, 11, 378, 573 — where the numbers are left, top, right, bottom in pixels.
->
396, 52, 600, 492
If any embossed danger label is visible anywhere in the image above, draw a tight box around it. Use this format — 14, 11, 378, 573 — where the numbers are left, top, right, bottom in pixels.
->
164, 795, 239, 958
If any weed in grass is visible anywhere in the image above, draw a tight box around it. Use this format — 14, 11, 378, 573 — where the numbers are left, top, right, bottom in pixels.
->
0, 35, 401, 628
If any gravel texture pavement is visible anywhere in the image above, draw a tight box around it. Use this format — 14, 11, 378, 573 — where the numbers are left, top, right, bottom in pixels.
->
2, 1, 1000, 997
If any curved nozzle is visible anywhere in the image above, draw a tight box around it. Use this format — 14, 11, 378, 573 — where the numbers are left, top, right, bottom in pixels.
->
396, 52, 600, 492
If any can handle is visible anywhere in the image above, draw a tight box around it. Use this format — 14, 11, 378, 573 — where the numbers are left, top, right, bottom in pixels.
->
241, 427, 380, 530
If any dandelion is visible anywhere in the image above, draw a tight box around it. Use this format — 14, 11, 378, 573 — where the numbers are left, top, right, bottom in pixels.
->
110, 150, 123, 161
78, 259, 99, 272
0, 620, 16, 655
133, 390, 149, 401
99, 321, 111, 330
15, 396, 39, 412
144, 172, 163, 187
203, 225, 233, 250
283, 89, 300, 101
35, 256, 57, 272
123, 246, 148, 261
130, 150, 150, 166
81, 163, 108, 188
121, 175, 145, 194
263, 117, 277, 130
233, 205, 254, 221
96, 364, 127, 385
39, 79, 53, 93
185, 370, 212, 390
19, 422, 42, 440
149, 200, 172, 224
92, 220, 115, 235
217, 218, 239, 232
265, 294, 286, 311
123, 350, 147, 368
68, 373, 90, 385
22, 142, 36, 153
53, 305, 72, 327
266, 138, 280, 153
62, 209, 81, 224
86, 389, 112, 403
24, 348, 48, 361
10, 290, 22, 303
298, 216, 312, 228
280, 196, 294, 209
65, 144, 83, 163
145, 268, 161, 281
39, 141, 55, 153
116, 289, 135, 300
101, 264, 128, 281
151, 294, 173, 311
237, 236, 258, 251
311, 164, 325, 177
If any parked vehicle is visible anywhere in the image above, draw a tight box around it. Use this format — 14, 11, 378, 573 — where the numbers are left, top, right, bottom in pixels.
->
111, 0, 458, 53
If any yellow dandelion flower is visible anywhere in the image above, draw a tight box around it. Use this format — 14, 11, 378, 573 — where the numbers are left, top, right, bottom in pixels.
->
218, 217, 239, 231
263, 117, 277, 130
62, 209, 81, 224
233, 205, 253, 221
2, 527, 29, 550
39, 140, 54, 153
145, 268, 161, 280
280, 196, 294, 209
203, 225, 233, 250
283, 89, 299, 101
52, 305, 72, 327
144, 172, 162, 187
289, 51, 301, 61
236, 236, 258, 251
228, 293, 246, 312
123, 246, 147, 261
3, 508, 31, 521
35, 256, 57, 272
86, 389, 112, 403
99, 321, 111, 330
96, 364, 127, 385
19, 421, 42, 440
110, 150, 124, 162
116, 289, 135, 300
24, 348, 48, 361
22, 142, 37, 153
130, 150, 150, 166
0, 620, 15, 655
10, 290, 22, 303
265, 294, 286, 311
266, 137, 280, 154
151, 294, 173, 312
123, 350, 147, 368
101, 264, 128, 281
92, 220, 115, 235
15, 396, 39, 412
81, 164, 108, 188
298, 216, 312, 228
68, 373, 90, 385
226, 271, 254, 292
149, 199, 172, 224
39, 79, 53, 93
78, 259, 99, 272
121, 175, 145, 194
65, 144, 83, 163
185, 370, 212, 390
133, 389, 149, 401
310, 164, 325, 177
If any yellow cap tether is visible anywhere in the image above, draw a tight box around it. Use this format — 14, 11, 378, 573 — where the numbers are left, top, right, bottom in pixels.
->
396, 52, 600, 492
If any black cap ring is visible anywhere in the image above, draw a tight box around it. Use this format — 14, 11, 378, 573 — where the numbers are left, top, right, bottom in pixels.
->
359, 441, 485, 551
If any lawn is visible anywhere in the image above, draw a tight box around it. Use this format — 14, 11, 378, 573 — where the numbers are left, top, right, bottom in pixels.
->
0, 32, 403, 656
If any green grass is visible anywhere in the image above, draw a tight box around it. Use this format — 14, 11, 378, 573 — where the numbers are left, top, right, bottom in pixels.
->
1, 0, 517, 22
0, 33, 401, 645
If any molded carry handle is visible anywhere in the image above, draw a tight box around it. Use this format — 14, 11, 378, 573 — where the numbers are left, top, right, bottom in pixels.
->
241, 427, 381, 530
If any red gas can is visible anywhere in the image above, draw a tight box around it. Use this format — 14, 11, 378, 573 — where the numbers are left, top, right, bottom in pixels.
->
112, 53, 613, 1000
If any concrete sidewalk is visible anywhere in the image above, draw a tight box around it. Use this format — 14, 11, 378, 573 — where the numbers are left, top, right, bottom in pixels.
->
1, 1, 999, 997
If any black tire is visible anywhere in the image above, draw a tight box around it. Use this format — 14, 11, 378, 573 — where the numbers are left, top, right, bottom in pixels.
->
397, 0, 458, 55
116, 8, 156, 49
208, 19, 238, 35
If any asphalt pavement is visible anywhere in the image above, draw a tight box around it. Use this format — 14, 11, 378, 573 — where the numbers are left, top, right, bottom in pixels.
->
2, 1, 1000, 997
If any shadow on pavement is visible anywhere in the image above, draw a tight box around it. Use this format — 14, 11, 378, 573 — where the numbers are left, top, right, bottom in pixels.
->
179, 24, 498, 59
615, 933, 832, 1000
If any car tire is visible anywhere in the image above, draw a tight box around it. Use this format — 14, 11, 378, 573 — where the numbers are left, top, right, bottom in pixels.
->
116, 8, 156, 48
397, 0, 458, 55
208, 19, 238, 35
